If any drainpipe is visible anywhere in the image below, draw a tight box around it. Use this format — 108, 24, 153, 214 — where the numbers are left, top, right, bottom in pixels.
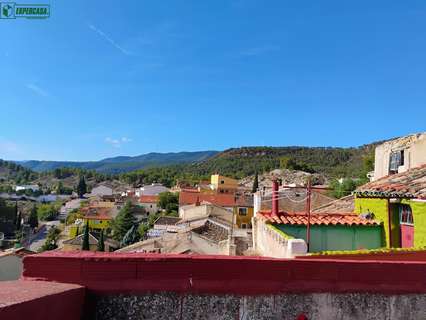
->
272, 179, 279, 216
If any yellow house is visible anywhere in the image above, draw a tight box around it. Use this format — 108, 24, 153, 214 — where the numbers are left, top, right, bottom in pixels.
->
210, 174, 238, 194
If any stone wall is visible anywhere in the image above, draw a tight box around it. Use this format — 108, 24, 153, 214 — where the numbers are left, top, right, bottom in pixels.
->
94, 292, 426, 320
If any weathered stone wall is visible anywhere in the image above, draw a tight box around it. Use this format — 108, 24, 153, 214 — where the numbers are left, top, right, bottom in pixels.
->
94, 292, 426, 320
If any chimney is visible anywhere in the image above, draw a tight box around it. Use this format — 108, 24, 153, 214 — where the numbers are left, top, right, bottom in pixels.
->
195, 196, 200, 206
272, 179, 279, 216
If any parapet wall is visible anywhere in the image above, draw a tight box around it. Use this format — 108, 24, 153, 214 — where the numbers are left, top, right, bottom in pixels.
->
18, 251, 426, 319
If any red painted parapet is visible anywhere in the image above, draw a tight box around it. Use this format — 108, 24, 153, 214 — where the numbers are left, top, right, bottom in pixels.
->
0, 280, 85, 320
296, 250, 426, 261
22, 251, 426, 295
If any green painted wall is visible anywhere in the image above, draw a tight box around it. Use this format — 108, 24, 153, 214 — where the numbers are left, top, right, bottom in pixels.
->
402, 199, 426, 248
355, 198, 389, 247
354, 197, 426, 248
274, 224, 382, 253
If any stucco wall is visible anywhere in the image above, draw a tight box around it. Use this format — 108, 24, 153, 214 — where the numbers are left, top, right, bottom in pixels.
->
0, 255, 22, 281
276, 224, 382, 252
355, 197, 426, 248
355, 198, 389, 247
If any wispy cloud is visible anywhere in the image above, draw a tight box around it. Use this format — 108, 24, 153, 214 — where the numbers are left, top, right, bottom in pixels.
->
88, 23, 132, 56
240, 45, 280, 57
105, 137, 132, 148
26, 83, 49, 97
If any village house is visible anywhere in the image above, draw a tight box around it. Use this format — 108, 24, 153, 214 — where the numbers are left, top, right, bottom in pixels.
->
62, 232, 118, 252
15, 184, 39, 193
89, 184, 114, 197
118, 217, 237, 255
135, 183, 169, 197
372, 132, 426, 181
252, 180, 382, 258
138, 195, 159, 215
354, 164, 426, 248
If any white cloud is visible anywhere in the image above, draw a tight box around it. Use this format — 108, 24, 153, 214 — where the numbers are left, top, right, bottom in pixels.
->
88, 23, 132, 56
105, 137, 132, 148
26, 83, 49, 97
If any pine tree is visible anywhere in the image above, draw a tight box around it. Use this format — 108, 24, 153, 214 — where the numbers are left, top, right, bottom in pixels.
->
97, 230, 105, 252
81, 221, 90, 251
252, 172, 259, 193
76, 176, 87, 198
112, 201, 136, 241
28, 204, 39, 229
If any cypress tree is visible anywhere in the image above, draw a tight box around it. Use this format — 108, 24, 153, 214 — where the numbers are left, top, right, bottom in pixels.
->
28, 204, 39, 229
97, 230, 105, 252
82, 221, 90, 251
76, 176, 87, 198
252, 172, 259, 193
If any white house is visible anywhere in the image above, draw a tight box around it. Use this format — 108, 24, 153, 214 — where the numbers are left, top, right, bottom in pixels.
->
89, 185, 113, 197
135, 183, 169, 197
15, 185, 39, 192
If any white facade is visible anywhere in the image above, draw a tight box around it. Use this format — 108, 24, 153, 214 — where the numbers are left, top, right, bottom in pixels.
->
15, 184, 39, 192
139, 202, 159, 215
373, 133, 426, 181
135, 184, 169, 197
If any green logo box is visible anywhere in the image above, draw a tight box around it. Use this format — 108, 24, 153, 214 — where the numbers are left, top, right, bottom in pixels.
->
0, 2, 50, 19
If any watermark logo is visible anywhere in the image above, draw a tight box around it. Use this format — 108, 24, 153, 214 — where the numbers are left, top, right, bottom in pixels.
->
0, 2, 50, 19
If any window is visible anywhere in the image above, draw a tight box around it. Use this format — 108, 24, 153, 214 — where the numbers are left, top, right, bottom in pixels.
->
241, 223, 247, 229
220, 180, 225, 184
238, 207, 248, 216
400, 205, 413, 225
389, 150, 404, 174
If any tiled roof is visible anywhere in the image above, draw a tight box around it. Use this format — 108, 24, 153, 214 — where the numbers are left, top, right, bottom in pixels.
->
355, 164, 426, 199
82, 207, 112, 220
63, 233, 98, 246
313, 195, 355, 213
192, 220, 230, 243
258, 211, 380, 226
179, 191, 236, 207
139, 195, 158, 203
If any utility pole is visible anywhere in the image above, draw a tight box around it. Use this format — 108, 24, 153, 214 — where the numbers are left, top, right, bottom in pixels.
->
306, 178, 312, 252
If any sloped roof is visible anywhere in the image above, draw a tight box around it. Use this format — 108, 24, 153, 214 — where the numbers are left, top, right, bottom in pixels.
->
154, 216, 181, 225
63, 233, 98, 246
179, 191, 236, 207
313, 195, 355, 213
258, 211, 380, 227
355, 164, 426, 199
139, 195, 158, 203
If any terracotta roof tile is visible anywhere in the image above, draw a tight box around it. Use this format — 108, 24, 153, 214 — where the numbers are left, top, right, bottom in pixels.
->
355, 165, 426, 199
139, 195, 159, 203
258, 211, 380, 226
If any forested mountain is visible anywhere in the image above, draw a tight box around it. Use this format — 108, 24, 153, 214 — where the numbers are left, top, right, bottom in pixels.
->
16, 151, 219, 174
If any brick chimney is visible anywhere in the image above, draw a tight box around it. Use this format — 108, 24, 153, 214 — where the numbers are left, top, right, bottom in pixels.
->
272, 179, 279, 216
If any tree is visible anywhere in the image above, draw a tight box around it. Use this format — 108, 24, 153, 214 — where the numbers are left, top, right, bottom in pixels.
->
82, 221, 90, 251
15, 210, 22, 230
76, 176, 87, 198
37, 203, 58, 221
158, 192, 179, 213
39, 227, 61, 252
97, 230, 105, 252
28, 205, 39, 229
252, 172, 259, 193
111, 201, 136, 241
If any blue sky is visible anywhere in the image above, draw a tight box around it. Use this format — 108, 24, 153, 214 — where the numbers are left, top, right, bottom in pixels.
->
1, 1, 426, 161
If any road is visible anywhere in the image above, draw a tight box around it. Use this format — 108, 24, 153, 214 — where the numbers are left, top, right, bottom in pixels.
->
28, 221, 61, 252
